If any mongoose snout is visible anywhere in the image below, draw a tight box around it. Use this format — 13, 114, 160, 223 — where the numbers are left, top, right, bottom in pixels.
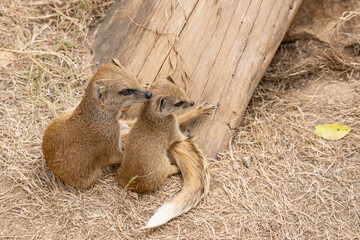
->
145, 91, 152, 99
190, 101, 194, 106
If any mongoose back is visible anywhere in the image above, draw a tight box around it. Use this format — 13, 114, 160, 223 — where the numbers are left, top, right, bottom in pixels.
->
42, 59, 152, 189
115, 80, 211, 228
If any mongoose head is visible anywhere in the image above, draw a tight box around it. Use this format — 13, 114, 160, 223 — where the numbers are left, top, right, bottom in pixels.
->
89, 59, 152, 110
148, 80, 194, 116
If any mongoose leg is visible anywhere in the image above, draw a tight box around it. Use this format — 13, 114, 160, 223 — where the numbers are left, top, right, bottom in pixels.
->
108, 152, 124, 165
168, 164, 180, 176
177, 102, 215, 125
119, 102, 215, 128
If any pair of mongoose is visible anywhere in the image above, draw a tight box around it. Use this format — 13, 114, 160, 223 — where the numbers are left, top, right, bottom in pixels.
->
42, 60, 213, 228
42, 60, 152, 189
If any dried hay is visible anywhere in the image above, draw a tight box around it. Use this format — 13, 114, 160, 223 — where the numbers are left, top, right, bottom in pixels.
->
0, 1, 359, 239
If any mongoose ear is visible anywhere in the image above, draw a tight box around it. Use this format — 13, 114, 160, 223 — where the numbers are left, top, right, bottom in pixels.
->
93, 79, 109, 100
159, 97, 166, 113
111, 58, 125, 69
159, 96, 171, 114
166, 75, 176, 84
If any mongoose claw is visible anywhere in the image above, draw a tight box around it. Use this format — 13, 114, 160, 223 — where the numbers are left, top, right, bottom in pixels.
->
184, 129, 191, 139
195, 102, 216, 115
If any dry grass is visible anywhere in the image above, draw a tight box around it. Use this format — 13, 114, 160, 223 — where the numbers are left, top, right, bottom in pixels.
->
1, 1, 360, 239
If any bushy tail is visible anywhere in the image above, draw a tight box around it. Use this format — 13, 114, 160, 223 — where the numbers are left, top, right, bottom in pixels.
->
143, 138, 210, 229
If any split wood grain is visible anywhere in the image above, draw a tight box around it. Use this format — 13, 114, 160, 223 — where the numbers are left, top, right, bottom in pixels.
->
92, 0, 303, 157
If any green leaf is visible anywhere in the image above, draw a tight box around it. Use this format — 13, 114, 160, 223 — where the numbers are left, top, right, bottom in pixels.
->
315, 123, 351, 140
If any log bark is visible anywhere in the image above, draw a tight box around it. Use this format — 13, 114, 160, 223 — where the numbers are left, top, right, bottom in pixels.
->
92, 0, 303, 157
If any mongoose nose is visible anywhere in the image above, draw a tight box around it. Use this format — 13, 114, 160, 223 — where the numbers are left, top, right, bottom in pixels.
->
145, 91, 152, 99
190, 101, 194, 106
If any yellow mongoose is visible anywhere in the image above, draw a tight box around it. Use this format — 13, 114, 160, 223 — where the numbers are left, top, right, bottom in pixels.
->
115, 80, 213, 228
42, 59, 152, 189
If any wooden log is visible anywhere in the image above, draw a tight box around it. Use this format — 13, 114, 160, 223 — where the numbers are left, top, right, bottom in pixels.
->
92, 0, 303, 157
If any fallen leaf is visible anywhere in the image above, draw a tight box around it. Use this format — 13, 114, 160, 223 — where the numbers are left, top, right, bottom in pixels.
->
0, 51, 17, 68
315, 123, 351, 140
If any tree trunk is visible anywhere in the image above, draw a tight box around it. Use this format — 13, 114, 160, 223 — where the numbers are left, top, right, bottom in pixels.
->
92, 0, 303, 157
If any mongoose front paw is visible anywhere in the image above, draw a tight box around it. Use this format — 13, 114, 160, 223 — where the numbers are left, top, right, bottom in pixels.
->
183, 129, 191, 139
195, 102, 216, 115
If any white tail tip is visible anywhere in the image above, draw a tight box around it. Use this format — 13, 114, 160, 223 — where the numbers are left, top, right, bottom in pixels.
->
142, 202, 179, 229
120, 124, 130, 131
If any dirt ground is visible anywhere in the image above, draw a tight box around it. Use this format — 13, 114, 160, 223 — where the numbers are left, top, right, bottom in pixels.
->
1, 1, 359, 239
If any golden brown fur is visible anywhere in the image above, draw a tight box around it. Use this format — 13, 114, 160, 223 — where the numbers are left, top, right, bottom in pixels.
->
115, 81, 212, 228
42, 60, 152, 189
116, 82, 192, 192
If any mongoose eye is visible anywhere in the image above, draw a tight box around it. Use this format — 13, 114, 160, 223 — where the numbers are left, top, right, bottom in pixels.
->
174, 101, 184, 107
120, 89, 134, 95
